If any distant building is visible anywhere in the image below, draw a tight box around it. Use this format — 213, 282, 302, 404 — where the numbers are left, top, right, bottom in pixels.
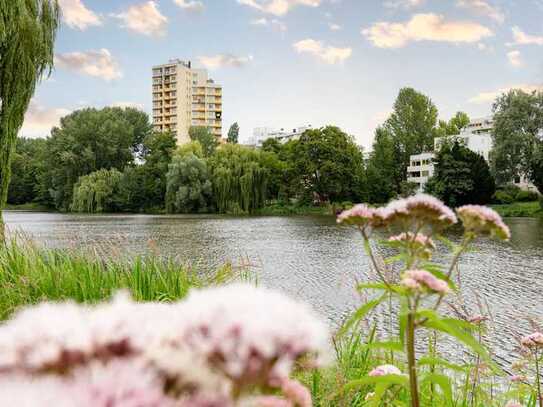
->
246, 125, 312, 148
407, 116, 537, 193
152, 59, 223, 144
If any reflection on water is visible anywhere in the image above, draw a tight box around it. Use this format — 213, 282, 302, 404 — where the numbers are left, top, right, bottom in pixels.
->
4, 211, 543, 362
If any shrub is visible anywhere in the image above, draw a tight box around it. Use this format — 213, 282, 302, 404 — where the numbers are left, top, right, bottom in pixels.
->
515, 190, 539, 202
492, 190, 514, 204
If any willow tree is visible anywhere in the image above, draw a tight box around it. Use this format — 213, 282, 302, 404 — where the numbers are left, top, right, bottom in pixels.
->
0, 0, 60, 239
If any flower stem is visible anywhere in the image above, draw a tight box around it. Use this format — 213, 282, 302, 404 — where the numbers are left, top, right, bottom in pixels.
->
406, 309, 420, 407
535, 350, 542, 407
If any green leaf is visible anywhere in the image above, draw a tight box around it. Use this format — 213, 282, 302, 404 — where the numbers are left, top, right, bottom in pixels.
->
337, 295, 385, 338
422, 373, 453, 404
357, 282, 390, 291
344, 374, 409, 392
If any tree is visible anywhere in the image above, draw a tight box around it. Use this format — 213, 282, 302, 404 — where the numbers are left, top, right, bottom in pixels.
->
436, 112, 470, 137
491, 89, 543, 190
71, 169, 123, 213
227, 122, 239, 144
7, 138, 47, 205
383, 88, 439, 191
0, 0, 60, 238
290, 126, 365, 204
208, 144, 269, 214
165, 153, 213, 214
41, 107, 151, 210
531, 144, 543, 194
425, 141, 495, 207
189, 126, 218, 157
366, 127, 397, 203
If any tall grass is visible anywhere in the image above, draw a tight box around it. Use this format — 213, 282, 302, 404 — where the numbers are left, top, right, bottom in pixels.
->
0, 239, 249, 320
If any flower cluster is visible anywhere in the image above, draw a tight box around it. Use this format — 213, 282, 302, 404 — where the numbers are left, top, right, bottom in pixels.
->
521, 332, 543, 349
456, 205, 511, 241
336, 204, 388, 229
0, 285, 330, 406
368, 365, 405, 377
400, 269, 450, 295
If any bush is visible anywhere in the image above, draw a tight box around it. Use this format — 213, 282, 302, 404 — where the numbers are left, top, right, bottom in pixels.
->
492, 190, 514, 204
515, 190, 539, 202
540, 194, 543, 210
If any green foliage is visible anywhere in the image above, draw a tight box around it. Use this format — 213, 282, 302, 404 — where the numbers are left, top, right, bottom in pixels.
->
436, 112, 470, 137
491, 89, 543, 189
189, 126, 218, 157
426, 142, 495, 207
492, 201, 542, 217
165, 153, 213, 213
367, 127, 397, 203
0, 240, 245, 320
7, 137, 47, 205
492, 190, 515, 204
0, 0, 60, 236
41, 107, 151, 210
516, 190, 539, 202
208, 144, 268, 214
227, 122, 239, 144
290, 126, 366, 204
71, 168, 123, 213
176, 140, 204, 159
383, 88, 439, 190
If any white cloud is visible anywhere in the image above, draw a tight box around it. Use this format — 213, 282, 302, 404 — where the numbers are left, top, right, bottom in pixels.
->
362, 13, 493, 48
469, 84, 543, 104
250, 17, 287, 31
456, 0, 505, 24
55, 49, 123, 81
197, 54, 254, 70
58, 0, 101, 30
328, 23, 342, 31
173, 0, 204, 12
507, 50, 523, 67
113, 1, 168, 37
507, 26, 543, 46
21, 101, 71, 137
384, 0, 425, 9
237, 0, 321, 16
293, 39, 352, 64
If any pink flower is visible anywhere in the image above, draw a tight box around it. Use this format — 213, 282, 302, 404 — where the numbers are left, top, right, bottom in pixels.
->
521, 332, 543, 348
256, 396, 293, 407
336, 204, 387, 229
401, 270, 450, 295
505, 401, 523, 407
369, 364, 404, 377
457, 205, 511, 241
510, 375, 526, 383
385, 194, 457, 229
389, 232, 435, 249
281, 378, 312, 407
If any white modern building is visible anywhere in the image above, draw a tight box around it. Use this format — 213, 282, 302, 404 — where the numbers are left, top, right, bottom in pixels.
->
407, 153, 436, 192
246, 125, 313, 148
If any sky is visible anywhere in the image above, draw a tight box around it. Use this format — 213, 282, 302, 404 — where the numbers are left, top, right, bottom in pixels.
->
21, 0, 543, 149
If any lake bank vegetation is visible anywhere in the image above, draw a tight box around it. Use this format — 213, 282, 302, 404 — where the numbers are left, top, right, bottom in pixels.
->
0, 197, 541, 406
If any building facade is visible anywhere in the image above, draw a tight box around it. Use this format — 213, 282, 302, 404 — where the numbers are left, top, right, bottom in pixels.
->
152, 59, 222, 144
406, 153, 436, 192
246, 125, 312, 148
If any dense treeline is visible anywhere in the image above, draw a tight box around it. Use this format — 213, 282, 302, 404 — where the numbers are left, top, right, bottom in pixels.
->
8, 88, 543, 214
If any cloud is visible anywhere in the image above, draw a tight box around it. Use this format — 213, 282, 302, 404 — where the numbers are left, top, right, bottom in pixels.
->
507, 50, 523, 67
113, 1, 168, 37
456, 0, 505, 24
250, 17, 287, 31
55, 49, 123, 81
58, 0, 101, 30
173, 0, 204, 12
197, 54, 254, 70
293, 39, 352, 64
469, 84, 543, 104
384, 0, 425, 9
328, 23, 342, 31
237, 0, 321, 16
507, 26, 543, 46
362, 13, 493, 48
21, 101, 71, 137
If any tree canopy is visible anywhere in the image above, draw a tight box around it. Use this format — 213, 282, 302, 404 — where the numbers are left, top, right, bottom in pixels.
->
189, 126, 218, 157
227, 122, 239, 144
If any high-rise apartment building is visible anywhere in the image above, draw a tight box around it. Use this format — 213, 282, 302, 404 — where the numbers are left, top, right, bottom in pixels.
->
152, 59, 222, 144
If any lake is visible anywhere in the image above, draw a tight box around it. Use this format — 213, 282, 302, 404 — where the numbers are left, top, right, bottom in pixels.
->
4, 211, 543, 363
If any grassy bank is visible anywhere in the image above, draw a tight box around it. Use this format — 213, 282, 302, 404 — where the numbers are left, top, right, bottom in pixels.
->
0, 240, 249, 320
4, 202, 52, 211
491, 200, 542, 218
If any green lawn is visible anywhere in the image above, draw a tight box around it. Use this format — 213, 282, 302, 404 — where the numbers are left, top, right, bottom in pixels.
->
491, 200, 542, 218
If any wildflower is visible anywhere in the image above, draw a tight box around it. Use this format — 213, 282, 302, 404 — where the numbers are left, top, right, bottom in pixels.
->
400, 269, 450, 295
336, 204, 387, 229
389, 232, 435, 249
255, 396, 293, 407
510, 374, 526, 383
456, 205, 511, 241
280, 378, 312, 407
384, 194, 457, 229
505, 401, 523, 407
369, 364, 404, 377
521, 332, 543, 348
